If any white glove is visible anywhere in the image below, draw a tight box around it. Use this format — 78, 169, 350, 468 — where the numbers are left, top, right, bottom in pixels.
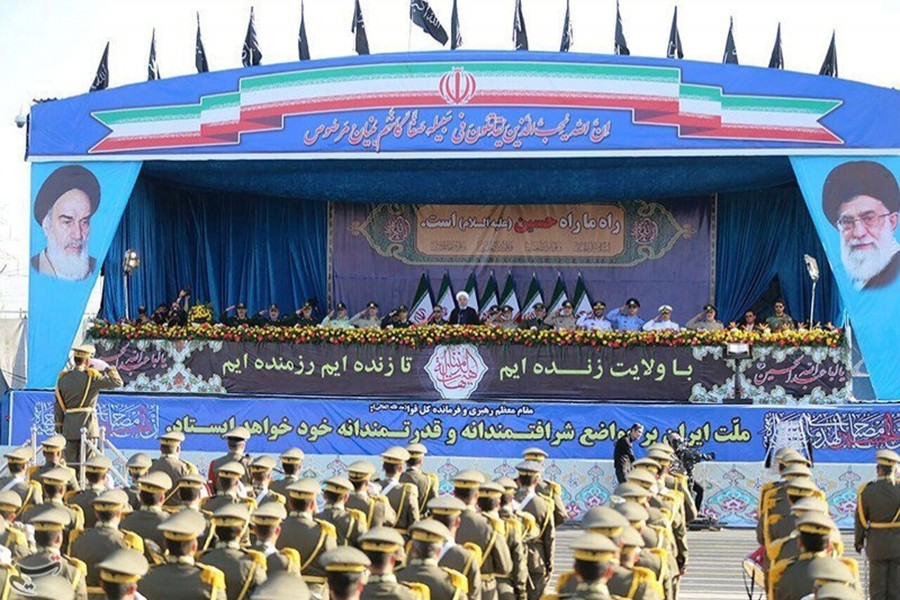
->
90, 358, 110, 371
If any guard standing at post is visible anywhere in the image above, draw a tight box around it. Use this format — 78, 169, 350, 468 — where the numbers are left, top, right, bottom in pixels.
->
855, 449, 900, 600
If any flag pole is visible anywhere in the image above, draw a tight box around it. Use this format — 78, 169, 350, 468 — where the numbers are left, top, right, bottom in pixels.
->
408, 0, 413, 52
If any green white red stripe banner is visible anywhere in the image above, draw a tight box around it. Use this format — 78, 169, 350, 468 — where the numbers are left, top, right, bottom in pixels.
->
89, 60, 843, 153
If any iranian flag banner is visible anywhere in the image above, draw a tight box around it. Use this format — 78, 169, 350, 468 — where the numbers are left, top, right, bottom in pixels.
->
519, 275, 544, 320
479, 273, 499, 320
409, 273, 434, 324
435, 272, 456, 320
499, 272, 521, 320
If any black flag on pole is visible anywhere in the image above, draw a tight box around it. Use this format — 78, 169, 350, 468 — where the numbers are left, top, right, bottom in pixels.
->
242, 6, 263, 67
196, 12, 209, 73
723, 17, 738, 64
352, 0, 370, 55
768, 23, 784, 69
148, 29, 161, 81
298, 0, 310, 60
667, 7, 683, 59
89, 42, 109, 92
614, 0, 629, 55
411, 0, 449, 46
560, 0, 573, 52
820, 31, 838, 77
451, 0, 462, 50
513, 0, 528, 51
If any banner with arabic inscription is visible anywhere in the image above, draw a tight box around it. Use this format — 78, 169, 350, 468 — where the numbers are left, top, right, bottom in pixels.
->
7, 391, 893, 464
87, 338, 850, 404
332, 198, 711, 320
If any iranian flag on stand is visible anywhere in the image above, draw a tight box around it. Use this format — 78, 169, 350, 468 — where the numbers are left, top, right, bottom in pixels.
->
435, 272, 456, 320
519, 274, 544, 320
572, 274, 593, 319
479, 272, 499, 320
499, 272, 521, 319
409, 273, 434, 324
547, 274, 569, 316
463, 273, 480, 315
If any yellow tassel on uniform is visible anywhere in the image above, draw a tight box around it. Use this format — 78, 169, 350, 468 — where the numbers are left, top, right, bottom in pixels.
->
245, 548, 267, 569
316, 519, 337, 539
403, 581, 431, 600
198, 563, 227, 591
442, 567, 468, 594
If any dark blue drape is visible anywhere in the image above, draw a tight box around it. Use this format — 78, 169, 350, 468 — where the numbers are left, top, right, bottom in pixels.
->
101, 178, 327, 321
715, 187, 843, 325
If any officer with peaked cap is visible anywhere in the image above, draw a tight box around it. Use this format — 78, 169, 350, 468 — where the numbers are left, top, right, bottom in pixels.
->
376, 447, 419, 536
18, 504, 88, 600
769, 497, 842, 570
171, 473, 216, 554
30, 435, 80, 493
120, 471, 171, 563
317, 476, 368, 548
22, 467, 85, 548
69, 489, 144, 589
562, 533, 620, 600
646, 446, 697, 524
400, 443, 438, 515
396, 519, 468, 600
609, 526, 664, 600
124, 453, 152, 511
854, 449, 900, 600
321, 546, 370, 600
513, 461, 554, 600
269, 448, 304, 499
359, 527, 423, 600
613, 501, 670, 600
67, 454, 113, 529
208, 427, 252, 492
248, 456, 284, 506
55, 344, 123, 465
148, 431, 197, 505
346, 461, 396, 530
494, 477, 532, 600
138, 509, 226, 600
95, 547, 149, 600
427, 496, 482, 600
0, 446, 42, 516
249, 502, 297, 575
197, 503, 267, 600
203, 462, 257, 515
0, 491, 30, 560
521, 448, 568, 527
276, 478, 336, 598
249, 570, 310, 600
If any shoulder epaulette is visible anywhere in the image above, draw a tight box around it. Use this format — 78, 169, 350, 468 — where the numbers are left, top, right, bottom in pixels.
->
440, 567, 468, 594
556, 571, 575, 592
69, 504, 84, 528
244, 548, 267, 569
403, 483, 419, 495
68, 528, 83, 547
427, 472, 439, 487
538, 595, 560, 600
503, 515, 522, 536
634, 565, 665, 597
63, 490, 77, 503
347, 508, 367, 524
840, 557, 860, 582
518, 511, 537, 531
316, 519, 337, 538
122, 530, 145, 553
184, 460, 199, 475
402, 580, 431, 600
547, 481, 561, 496
271, 491, 286, 504
5, 526, 26, 549
279, 547, 300, 572
68, 556, 88, 577
373, 495, 388, 504
197, 563, 227, 591
241, 497, 258, 511
461, 541, 483, 571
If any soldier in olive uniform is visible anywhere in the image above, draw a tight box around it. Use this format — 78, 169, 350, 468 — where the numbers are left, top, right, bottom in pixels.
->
495, 477, 532, 600
96, 547, 149, 600
69, 490, 144, 591
613, 501, 670, 600
521, 449, 568, 527
268, 448, 304, 499
645, 446, 697, 525
359, 527, 422, 600
197, 503, 267, 600
758, 450, 813, 547
248, 456, 285, 506
138, 509, 227, 600
22, 468, 85, 550
124, 453, 152, 511
543, 301, 577, 330
30, 435, 80, 494
769, 497, 841, 567
0, 491, 32, 559
0, 447, 42, 516
320, 546, 370, 600
396, 519, 468, 600
207, 427, 252, 492
855, 449, 900, 600
346, 461, 396, 529
428, 496, 482, 600
249, 572, 310, 600
376, 447, 419, 537
552, 533, 620, 600
249, 502, 299, 574
173, 473, 217, 553
67, 454, 112, 529
400, 444, 439, 516
275, 478, 337, 598
55, 345, 123, 465
19, 505, 88, 600
120, 471, 172, 565
203, 462, 257, 515
148, 431, 196, 506
514, 461, 554, 600
317, 477, 368, 548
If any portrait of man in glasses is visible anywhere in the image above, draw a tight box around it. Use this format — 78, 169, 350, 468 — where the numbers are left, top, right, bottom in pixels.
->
823, 160, 900, 290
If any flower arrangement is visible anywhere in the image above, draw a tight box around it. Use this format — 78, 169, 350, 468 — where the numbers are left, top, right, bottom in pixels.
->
188, 303, 214, 325
88, 322, 842, 349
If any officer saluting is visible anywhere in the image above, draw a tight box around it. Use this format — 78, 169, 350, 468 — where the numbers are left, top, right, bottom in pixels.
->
54, 345, 122, 465
855, 449, 900, 600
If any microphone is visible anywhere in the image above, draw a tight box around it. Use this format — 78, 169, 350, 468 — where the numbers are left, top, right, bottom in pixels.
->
803, 254, 820, 282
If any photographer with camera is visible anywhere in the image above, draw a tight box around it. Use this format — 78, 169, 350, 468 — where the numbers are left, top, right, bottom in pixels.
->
666, 432, 715, 512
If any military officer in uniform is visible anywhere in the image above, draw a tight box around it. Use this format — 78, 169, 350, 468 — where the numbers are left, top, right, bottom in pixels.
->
521, 449, 568, 526
377, 447, 419, 537
268, 448, 304, 499
427, 496, 482, 600
22, 467, 84, 549
198, 503, 267, 600
276, 478, 337, 598
401, 444, 438, 516
248, 456, 284, 506
0, 491, 32, 559
173, 473, 217, 553
320, 546, 369, 600
19, 505, 88, 600
359, 527, 423, 600
396, 519, 468, 600
249, 502, 299, 574
138, 509, 227, 600
69, 490, 144, 591
514, 461, 555, 600
148, 431, 196, 506
495, 477, 532, 600
124, 453, 152, 511
30, 435, 80, 493
349, 302, 381, 329
318, 477, 368, 548
551, 533, 620, 600
0, 446, 42, 515
769, 497, 842, 567
814, 583, 864, 600
221, 302, 252, 327
855, 449, 900, 600
55, 345, 123, 465
346, 461, 395, 529
203, 462, 257, 515
249, 572, 310, 600
208, 427, 252, 492
67, 454, 113, 529
544, 301, 577, 330
120, 471, 172, 564
613, 501, 670, 600
95, 548, 150, 600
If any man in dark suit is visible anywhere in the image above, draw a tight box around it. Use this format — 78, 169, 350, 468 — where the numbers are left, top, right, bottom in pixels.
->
449, 291, 479, 325
614, 424, 644, 484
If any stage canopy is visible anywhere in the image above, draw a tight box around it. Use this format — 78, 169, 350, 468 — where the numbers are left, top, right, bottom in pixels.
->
24, 50, 900, 399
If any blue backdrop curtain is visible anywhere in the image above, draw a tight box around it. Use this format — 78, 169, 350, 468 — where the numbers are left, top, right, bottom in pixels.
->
101, 177, 327, 321
715, 187, 843, 325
